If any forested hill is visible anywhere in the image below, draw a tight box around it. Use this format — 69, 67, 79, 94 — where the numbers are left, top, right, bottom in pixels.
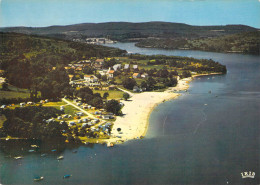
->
0, 22, 258, 41
0, 32, 126, 100
0, 32, 126, 63
136, 31, 260, 55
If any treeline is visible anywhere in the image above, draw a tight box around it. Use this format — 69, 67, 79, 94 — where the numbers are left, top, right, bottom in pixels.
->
0, 107, 68, 140
135, 31, 260, 55
0, 97, 39, 105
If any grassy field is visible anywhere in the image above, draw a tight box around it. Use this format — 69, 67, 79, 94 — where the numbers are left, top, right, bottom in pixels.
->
43, 101, 66, 106
93, 90, 124, 100
63, 105, 79, 116
0, 90, 30, 99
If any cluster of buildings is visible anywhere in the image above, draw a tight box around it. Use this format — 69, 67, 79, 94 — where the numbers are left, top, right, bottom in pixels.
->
84, 38, 116, 44
65, 58, 150, 89
72, 38, 116, 45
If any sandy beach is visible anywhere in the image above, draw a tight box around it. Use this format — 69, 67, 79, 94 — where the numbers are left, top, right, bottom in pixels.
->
106, 77, 194, 144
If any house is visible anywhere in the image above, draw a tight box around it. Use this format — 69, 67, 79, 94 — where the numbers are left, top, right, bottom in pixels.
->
141, 73, 149, 78
84, 75, 98, 83
93, 64, 102, 69
133, 73, 140, 78
133, 65, 138, 69
107, 70, 115, 78
113, 64, 121, 71
78, 60, 91, 65
95, 59, 104, 65
124, 64, 130, 70
99, 69, 108, 76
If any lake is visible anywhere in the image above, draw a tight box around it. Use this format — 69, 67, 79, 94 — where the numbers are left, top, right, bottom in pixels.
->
0, 43, 259, 185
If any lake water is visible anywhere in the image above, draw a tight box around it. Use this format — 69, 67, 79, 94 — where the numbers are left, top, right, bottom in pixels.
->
0, 43, 259, 185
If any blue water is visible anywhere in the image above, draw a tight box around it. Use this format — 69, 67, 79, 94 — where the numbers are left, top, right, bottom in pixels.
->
0, 43, 259, 185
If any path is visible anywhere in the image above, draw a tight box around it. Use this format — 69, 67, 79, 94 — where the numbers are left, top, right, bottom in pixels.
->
117, 87, 134, 97
62, 98, 96, 119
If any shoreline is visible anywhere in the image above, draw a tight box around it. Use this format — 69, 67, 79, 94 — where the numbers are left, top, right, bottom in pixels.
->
104, 76, 193, 145
105, 73, 222, 145
0, 73, 222, 146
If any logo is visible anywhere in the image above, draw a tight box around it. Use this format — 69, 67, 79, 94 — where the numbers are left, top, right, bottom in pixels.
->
241, 171, 255, 179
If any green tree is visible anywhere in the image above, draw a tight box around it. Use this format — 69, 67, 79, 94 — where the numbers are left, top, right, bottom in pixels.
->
1, 82, 9, 91
123, 93, 130, 101
105, 99, 122, 115
122, 77, 136, 90
146, 77, 156, 90
103, 92, 109, 99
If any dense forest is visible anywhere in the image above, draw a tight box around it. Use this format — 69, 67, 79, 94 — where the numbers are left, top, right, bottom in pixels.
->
0, 106, 67, 140
0, 32, 126, 100
136, 31, 260, 55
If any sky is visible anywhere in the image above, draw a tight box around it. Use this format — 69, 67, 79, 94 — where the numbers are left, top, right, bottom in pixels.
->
0, 0, 259, 28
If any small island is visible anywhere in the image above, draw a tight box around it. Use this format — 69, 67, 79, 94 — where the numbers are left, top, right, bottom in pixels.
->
0, 32, 227, 146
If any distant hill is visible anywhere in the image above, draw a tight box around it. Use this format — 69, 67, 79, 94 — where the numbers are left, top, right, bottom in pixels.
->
0, 22, 258, 42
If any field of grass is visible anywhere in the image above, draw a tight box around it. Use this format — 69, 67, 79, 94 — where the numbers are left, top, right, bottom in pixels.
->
93, 90, 124, 100
0, 90, 30, 99
63, 105, 79, 116
43, 101, 66, 106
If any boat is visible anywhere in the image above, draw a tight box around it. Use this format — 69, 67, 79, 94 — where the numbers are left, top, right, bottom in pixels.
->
51, 149, 57, 152
28, 149, 35, 152
41, 154, 47, 157
31, 145, 39, 148
14, 156, 23, 160
63, 174, 71, 179
34, 176, 44, 181
57, 156, 64, 160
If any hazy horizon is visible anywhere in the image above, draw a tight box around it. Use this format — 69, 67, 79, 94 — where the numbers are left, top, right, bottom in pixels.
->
0, 0, 259, 28
1, 21, 259, 29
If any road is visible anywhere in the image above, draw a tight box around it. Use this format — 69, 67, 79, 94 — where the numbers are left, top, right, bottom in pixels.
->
62, 98, 96, 119
117, 87, 134, 97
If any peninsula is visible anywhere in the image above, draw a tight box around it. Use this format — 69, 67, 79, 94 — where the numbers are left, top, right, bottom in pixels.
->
0, 32, 226, 145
